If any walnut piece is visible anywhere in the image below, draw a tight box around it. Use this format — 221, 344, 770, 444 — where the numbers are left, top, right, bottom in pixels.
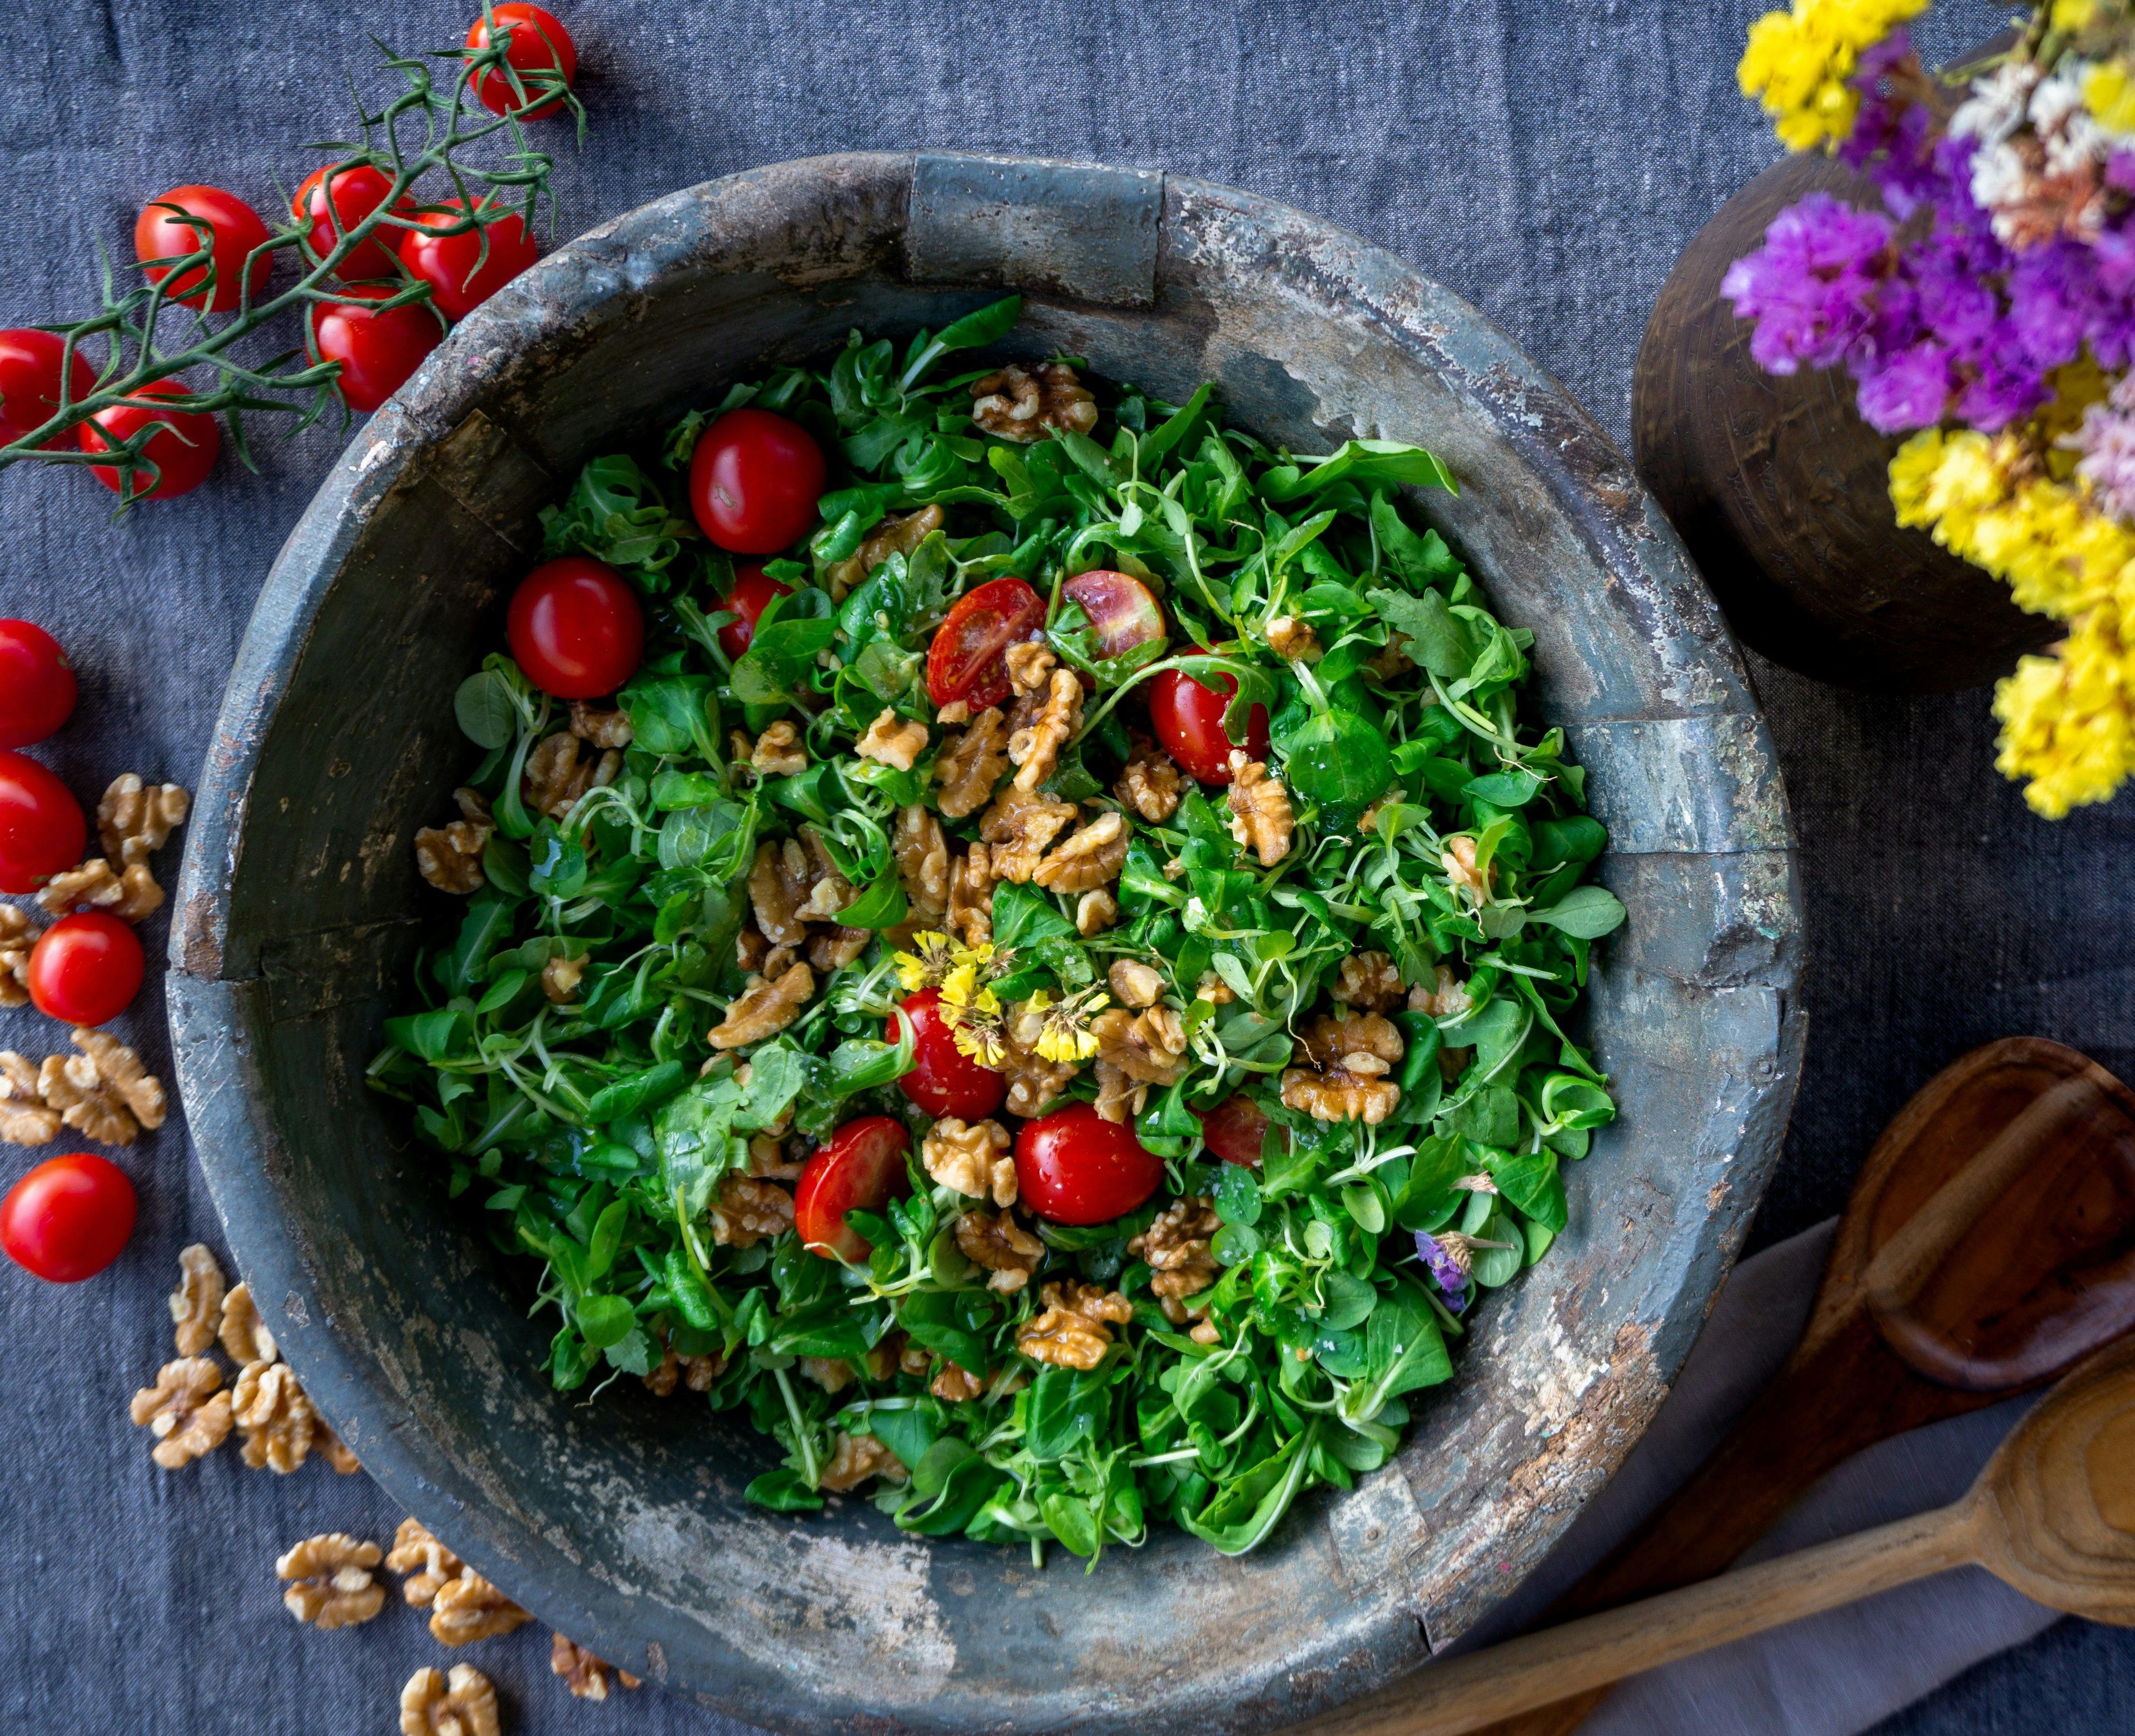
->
415, 788, 493, 894
1075, 888, 1118, 936
540, 952, 585, 1004
1409, 964, 1474, 1019
708, 959, 815, 1049
314, 1419, 361, 1474
994, 1008, 1079, 1117
169, 1244, 226, 1356
934, 705, 1011, 818
748, 832, 853, 944
430, 1570, 532, 1647
825, 503, 945, 601
1225, 753, 1294, 865
1115, 740, 1184, 822
0, 904, 39, 1008
894, 803, 950, 924
130, 1357, 233, 1469
279, 1533, 385, 1630
1007, 669, 1083, 793
979, 787, 1076, 883
97, 774, 191, 868
38, 1028, 166, 1146
1033, 809, 1129, 894
234, 1359, 315, 1473
1017, 1280, 1132, 1370
1107, 959, 1164, 1008
857, 708, 930, 772
524, 729, 619, 821
971, 361, 1099, 444
0, 1049, 59, 1145
808, 926, 870, 973
643, 1342, 727, 1396
923, 1117, 1016, 1206
748, 719, 808, 777
552, 1633, 642, 1701
1298, 1009, 1406, 1072
947, 844, 996, 948
820, 1431, 910, 1493
955, 1208, 1045, 1293
712, 1173, 796, 1248
1442, 834, 1492, 906
401, 1665, 502, 1736
1332, 951, 1405, 1013
568, 699, 633, 749
36, 856, 163, 922
1282, 1009, 1404, 1126
1091, 1004, 1189, 1088
931, 1361, 985, 1402
220, 1281, 277, 1366
1265, 615, 1323, 661
1128, 1196, 1222, 1323
386, 1518, 464, 1609
1092, 1058, 1144, 1125
1004, 640, 1056, 698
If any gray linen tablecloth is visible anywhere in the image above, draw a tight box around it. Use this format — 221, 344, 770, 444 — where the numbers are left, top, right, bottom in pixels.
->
3, 0, 2132, 1730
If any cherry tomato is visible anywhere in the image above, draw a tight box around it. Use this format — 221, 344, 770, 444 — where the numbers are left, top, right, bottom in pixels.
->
1199, 1095, 1276, 1167
0, 623, 76, 749
794, 1115, 912, 1262
135, 185, 272, 313
27, 912, 145, 1026
308, 286, 444, 414
293, 164, 418, 283
1148, 666, 1271, 785
506, 556, 644, 698
718, 563, 793, 661
689, 408, 826, 555
926, 578, 1046, 712
890, 989, 1006, 1122
0, 330, 96, 449
1015, 1102, 1165, 1227
398, 199, 540, 321
79, 379, 219, 500
1, 1154, 136, 1283
1061, 570, 1165, 660
466, 3, 578, 119
0, 749, 86, 894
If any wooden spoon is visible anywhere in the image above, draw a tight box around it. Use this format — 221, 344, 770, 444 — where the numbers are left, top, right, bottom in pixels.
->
1307, 1332, 2135, 1736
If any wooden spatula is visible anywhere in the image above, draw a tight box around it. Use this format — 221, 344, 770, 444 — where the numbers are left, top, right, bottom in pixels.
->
1308, 1332, 2135, 1736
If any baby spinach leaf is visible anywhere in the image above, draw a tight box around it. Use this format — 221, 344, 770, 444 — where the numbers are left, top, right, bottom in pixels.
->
731, 618, 838, 707
1530, 884, 1626, 939
454, 669, 519, 749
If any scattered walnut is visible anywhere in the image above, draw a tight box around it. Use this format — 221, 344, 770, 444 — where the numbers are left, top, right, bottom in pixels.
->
0, 904, 39, 1008
279, 1533, 385, 1629
1115, 740, 1184, 822
1409, 964, 1474, 1019
820, 1431, 910, 1493
1443, 835, 1492, 906
220, 1281, 277, 1366
524, 729, 619, 821
955, 1208, 1045, 1294
1333, 951, 1405, 1013
97, 774, 191, 868
712, 1173, 796, 1248
314, 1419, 361, 1474
708, 959, 815, 1049
971, 361, 1099, 444
568, 699, 633, 749
1004, 640, 1056, 698
1007, 669, 1083, 793
1128, 1197, 1221, 1324
801, 1356, 855, 1394
540, 952, 586, 1004
234, 1358, 315, 1473
808, 926, 870, 973
1194, 970, 1235, 1005
1282, 1009, 1404, 1126
923, 1117, 1016, 1206
1108, 959, 1164, 1008
995, 1008, 1079, 1117
1226, 753, 1294, 865
0, 1049, 59, 1145
1091, 1004, 1189, 1088
934, 705, 1011, 818
979, 786, 1077, 883
1034, 809, 1129, 894
415, 788, 494, 894
894, 803, 950, 924
386, 1518, 463, 1609
825, 503, 945, 601
1075, 888, 1118, 936
947, 844, 996, 948
643, 1342, 727, 1396
748, 719, 808, 777
552, 1633, 642, 1701
168, 1244, 226, 1357
1092, 1058, 1144, 1124
1265, 615, 1323, 661
39, 1028, 166, 1146
1017, 1280, 1131, 1370
429, 1571, 532, 1647
931, 1360, 985, 1402
1367, 634, 1416, 682
857, 709, 930, 773
36, 855, 163, 922
130, 1357, 234, 1469
401, 1666, 502, 1736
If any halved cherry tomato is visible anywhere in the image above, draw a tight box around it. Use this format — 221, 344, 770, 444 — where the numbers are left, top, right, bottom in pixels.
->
293, 164, 416, 282
308, 286, 445, 414
466, 3, 578, 118
0, 623, 76, 749
399, 198, 540, 320
0, 330, 96, 449
27, 912, 145, 1027
1, 1153, 136, 1283
0, 749, 86, 893
890, 989, 1006, 1122
794, 1115, 911, 1262
717, 563, 793, 661
1062, 570, 1165, 660
135, 185, 272, 313
1015, 1102, 1165, 1227
80, 379, 219, 499
507, 556, 644, 698
926, 578, 1046, 712
689, 408, 825, 555
1199, 1095, 1276, 1167
1148, 666, 1271, 785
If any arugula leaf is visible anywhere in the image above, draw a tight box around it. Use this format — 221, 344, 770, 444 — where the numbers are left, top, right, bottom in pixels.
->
1367, 586, 1475, 678
1259, 440, 1457, 503
731, 618, 838, 707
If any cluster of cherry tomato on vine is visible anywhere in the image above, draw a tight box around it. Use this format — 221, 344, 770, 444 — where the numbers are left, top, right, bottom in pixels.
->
0, 5, 578, 502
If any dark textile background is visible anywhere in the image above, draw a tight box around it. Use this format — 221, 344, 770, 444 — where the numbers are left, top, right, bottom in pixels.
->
2, 1, 2130, 1730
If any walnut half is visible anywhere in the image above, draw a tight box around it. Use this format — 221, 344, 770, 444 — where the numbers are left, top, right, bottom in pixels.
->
279, 1533, 386, 1630
954, 1209, 1044, 1294
1280, 1009, 1404, 1126
708, 959, 815, 1049
37, 1027, 166, 1146
1226, 753, 1294, 865
386, 1517, 463, 1609
552, 1633, 642, 1700
970, 361, 1099, 444
0, 904, 41, 1008
429, 1570, 532, 1647
169, 1243, 227, 1357
1128, 1196, 1221, 1324
922, 1117, 1016, 1206
1017, 1281, 1133, 1370
401, 1666, 501, 1736
130, 1357, 233, 1469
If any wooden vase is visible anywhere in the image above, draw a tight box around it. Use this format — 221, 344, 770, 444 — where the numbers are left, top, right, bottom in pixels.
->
1632, 153, 2054, 693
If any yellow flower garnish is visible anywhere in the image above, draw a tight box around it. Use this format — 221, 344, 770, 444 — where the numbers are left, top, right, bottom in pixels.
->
1737, 0, 1928, 153
892, 931, 957, 993
1024, 986, 1110, 1064
937, 961, 999, 1018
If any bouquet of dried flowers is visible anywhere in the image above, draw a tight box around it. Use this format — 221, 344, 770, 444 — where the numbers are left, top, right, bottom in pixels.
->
1727, 0, 2135, 815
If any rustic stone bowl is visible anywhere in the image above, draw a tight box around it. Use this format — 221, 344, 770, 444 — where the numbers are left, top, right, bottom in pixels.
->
168, 153, 1803, 1736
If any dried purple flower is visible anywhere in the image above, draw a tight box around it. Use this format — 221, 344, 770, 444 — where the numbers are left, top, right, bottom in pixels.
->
1413, 1230, 1471, 1314
1721, 193, 1894, 375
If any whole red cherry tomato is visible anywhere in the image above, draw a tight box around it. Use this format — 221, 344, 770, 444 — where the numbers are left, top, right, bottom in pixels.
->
309, 286, 444, 414
1148, 666, 1271, 785
466, 3, 578, 119
0, 749, 86, 893
1199, 1095, 1275, 1167
1061, 570, 1165, 660
293, 164, 417, 283
717, 563, 793, 661
794, 1115, 912, 1262
0, 330, 96, 449
889, 989, 1006, 1122
926, 578, 1046, 712
507, 557, 644, 698
0, 623, 76, 749
1, 1153, 137, 1283
27, 912, 145, 1027
80, 379, 219, 500
689, 409, 825, 555
1015, 1102, 1165, 1227
398, 199, 540, 321
135, 185, 272, 313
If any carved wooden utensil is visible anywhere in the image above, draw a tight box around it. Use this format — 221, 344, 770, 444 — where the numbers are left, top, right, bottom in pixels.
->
1439, 1036, 2135, 1736
1309, 1333, 2135, 1736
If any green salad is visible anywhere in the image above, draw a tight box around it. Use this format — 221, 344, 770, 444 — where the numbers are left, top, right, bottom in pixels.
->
373, 294, 1626, 1564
